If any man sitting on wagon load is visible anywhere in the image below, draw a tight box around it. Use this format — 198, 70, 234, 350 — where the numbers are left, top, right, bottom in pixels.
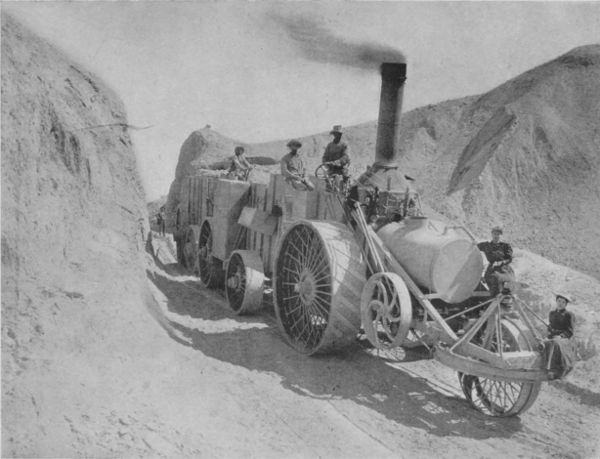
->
227, 146, 253, 181
477, 226, 515, 296
281, 139, 314, 191
322, 125, 351, 187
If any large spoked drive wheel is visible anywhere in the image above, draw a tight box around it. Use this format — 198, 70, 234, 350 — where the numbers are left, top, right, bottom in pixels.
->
459, 319, 542, 417
197, 221, 223, 288
225, 250, 265, 315
274, 220, 366, 355
360, 272, 412, 350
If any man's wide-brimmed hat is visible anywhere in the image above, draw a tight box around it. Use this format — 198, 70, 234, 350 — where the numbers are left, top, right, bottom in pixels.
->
553, 292, 573, 303
287, 139, 302, 148
491, 226, 503, 234
330, 125, 343, 135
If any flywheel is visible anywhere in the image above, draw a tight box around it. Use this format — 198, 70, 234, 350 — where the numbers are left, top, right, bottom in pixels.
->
360, 272, 412, 350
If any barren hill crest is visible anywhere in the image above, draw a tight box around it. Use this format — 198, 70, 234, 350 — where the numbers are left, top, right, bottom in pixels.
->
166, 44, 600, 279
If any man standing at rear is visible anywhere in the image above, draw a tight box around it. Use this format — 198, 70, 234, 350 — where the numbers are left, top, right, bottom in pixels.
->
156, 207, 166, 237
322, 125, 351, 185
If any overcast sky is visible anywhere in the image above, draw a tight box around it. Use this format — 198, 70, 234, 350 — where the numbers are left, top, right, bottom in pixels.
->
4, 2, 600, 200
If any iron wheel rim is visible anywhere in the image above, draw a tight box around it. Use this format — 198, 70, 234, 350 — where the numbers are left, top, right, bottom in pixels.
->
225, 253, 246, 313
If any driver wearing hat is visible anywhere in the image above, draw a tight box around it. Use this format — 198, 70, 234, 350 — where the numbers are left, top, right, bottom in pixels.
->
281, 139, 314, 191
322, 125, 351, 184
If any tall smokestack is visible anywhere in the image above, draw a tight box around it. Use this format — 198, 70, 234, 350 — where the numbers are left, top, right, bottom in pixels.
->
375, 63, 407, 167
357, 62, 410, 193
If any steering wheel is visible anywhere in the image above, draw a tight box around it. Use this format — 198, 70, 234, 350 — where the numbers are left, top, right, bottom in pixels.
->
314, 163, 330, 180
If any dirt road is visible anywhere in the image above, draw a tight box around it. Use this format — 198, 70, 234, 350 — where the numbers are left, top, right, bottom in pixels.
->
142, 234, 599, 459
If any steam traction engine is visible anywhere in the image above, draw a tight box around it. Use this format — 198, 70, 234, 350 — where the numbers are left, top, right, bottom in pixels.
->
176, 62, 553, 417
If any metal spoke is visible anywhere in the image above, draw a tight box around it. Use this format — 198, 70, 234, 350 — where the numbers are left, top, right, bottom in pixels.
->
285, 252, 306, 271
287, 240, 308, 267
311, 295, 330, 317
282, 266, 301, 278
307, 253, 327, 277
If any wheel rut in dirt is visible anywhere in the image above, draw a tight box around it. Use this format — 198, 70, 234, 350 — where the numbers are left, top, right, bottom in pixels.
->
145, 233, 600, 458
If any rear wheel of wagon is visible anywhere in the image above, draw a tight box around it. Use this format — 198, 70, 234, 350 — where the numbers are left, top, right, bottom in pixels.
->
225, 250, 265, 315
273, 220, 366, 355
459, 318, 542, 417
197, 220, 223, 288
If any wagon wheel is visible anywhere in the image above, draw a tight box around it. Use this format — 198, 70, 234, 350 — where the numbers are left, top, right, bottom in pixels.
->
197, 221, 223, 288
273, 220, 366, 355
225, 250, 265, 315
360, 272, 412, 350
458, 319, 542, 417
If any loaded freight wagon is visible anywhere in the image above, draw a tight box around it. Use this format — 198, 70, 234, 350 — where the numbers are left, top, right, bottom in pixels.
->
175, 61, 557, 417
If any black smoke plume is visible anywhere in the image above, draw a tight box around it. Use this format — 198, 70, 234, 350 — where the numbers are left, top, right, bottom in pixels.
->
271, 13, 405, 70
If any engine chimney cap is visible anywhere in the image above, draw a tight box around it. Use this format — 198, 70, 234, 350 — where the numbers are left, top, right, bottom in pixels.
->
380, 62, 407, 78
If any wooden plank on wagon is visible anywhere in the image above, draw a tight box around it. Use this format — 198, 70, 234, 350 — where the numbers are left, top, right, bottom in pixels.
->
191, 176, 198, 224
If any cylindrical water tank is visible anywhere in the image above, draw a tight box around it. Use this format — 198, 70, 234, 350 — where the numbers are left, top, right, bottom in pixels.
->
377, 218, 483, 303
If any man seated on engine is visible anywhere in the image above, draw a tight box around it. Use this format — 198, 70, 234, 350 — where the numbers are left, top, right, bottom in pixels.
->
477, 226, 515, 296
322, 125, 351, 186
227, 146, 253, 181
281, 139, 314, 191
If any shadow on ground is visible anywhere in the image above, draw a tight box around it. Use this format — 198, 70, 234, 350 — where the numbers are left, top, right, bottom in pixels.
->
145, 264, 526, 440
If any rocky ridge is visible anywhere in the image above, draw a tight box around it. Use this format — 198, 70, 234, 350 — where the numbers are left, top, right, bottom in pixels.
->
166, 45, 600, 280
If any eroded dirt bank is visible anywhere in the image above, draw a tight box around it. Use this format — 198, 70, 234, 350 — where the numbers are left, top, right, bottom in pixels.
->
1, 13, 149, 456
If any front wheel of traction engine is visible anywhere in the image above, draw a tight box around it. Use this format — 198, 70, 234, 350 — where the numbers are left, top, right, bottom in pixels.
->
197, 220, 223, 288
273, 221, 366, 355
225, 250, 265, 315
458, 319, 542, 417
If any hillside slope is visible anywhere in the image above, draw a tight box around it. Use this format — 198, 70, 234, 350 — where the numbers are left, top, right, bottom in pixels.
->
166, 45, 600, 279
443, 45, 600, 279
1, 14, 149, 456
